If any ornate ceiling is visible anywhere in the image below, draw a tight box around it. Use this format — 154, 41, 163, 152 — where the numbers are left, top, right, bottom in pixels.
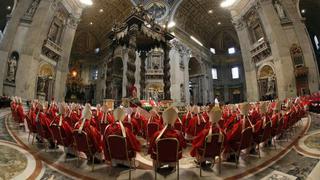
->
72, 0, 133, 55
72, 0, 238, 55
174, 0, 237, 49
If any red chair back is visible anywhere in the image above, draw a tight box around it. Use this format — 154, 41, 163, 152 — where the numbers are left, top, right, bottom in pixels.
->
106, 135, 130, 160
72, 130, 93, 154
156, 138, 179, 163
261, 121, 272, 142
239, 127, 253, 150
25, 115, 37, 133
36, 119, 52, 140
203, 133, 224, 158
50, 123, 69, 146
147, 122, 159, 140
275, 117, 284, 136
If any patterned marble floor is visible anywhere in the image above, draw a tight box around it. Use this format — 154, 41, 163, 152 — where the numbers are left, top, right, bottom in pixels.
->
0, 144, 27, 179
1, 108, 320, 180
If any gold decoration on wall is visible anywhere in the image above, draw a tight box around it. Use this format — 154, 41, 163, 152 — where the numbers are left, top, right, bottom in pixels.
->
259, 65, 274, 79
39, 64, 54, 77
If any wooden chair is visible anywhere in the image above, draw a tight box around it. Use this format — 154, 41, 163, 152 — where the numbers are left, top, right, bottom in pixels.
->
50, 122, 73, 161
25, 115, 37, 144
197, 133, 224, 175
231, 127, 253, 167
154, 138, 180, 180
72, 130, 95, 171
106, 135, 135, 180
254, 120, 272, 157
35, 118, 53, 151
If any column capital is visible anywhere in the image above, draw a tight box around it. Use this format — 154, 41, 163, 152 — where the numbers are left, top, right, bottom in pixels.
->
67, 14, 80, 29
232, 17, 247, 31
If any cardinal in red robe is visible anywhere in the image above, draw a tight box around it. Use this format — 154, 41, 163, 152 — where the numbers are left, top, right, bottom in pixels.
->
143, 108, 163, 139
66, 103, 80, 128
51, 103, 74, 146
74, 104, 103, 162
191, 105, 225, 164
225, 103, 254, 159
182, 105, 193, 127
97, 104, 115, 134
34, 103, 55, 147
133, 107, 148, 135
185, 106, 207, 139
148, 106, 186, 170
16, 97, 25, 124
123, 107, 141, 134
103, 108, 141, 166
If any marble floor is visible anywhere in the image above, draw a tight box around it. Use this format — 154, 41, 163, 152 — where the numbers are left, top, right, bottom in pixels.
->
1, 109, 320, 180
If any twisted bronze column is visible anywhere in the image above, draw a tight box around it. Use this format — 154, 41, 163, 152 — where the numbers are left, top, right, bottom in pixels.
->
140, 51, 147, 99
163, 42, 171, 100
126, 32, 137, 96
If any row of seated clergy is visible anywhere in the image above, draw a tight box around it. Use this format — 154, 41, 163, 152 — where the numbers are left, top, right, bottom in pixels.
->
18, 96, 307, 166
10, 97, 25, 124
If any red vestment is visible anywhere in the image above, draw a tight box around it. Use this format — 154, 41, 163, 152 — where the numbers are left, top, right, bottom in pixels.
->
182, 112, 193, 127
67, 111, 80, 128
124, 114, 140, 134
185, 114, 207, 136
74, 119, 103, 153
16, 104, 25, 123
148, 127, 186, 160
190, 124, 223, 157
103, 123, 141, 161
225, 117, 252, 152
52, 115, 74, 145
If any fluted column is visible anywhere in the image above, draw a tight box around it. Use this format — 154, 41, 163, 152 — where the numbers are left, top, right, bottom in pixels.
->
126, 28, 137, 97
163, 42, 171, 100
139, 51, 147, 99
105, 56, 114, 99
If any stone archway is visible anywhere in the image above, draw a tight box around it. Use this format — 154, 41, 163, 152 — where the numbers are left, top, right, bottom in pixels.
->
37, 63, 55, 101
188, 57, 204, 105
257, 64, 277, 100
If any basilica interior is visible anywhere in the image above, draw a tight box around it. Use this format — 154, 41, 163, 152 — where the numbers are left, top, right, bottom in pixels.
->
1, 0, 320, 179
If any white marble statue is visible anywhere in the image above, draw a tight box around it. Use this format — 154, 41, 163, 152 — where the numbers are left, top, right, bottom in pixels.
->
267, 76, 275, 95
6, 56, 17, 82
274, 0, 286, 20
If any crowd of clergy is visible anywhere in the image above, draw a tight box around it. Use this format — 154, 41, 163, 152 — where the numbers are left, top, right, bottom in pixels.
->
8, 92, 320, 175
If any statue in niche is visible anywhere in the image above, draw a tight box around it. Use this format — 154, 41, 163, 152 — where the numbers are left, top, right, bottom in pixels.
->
180, 84, 186, 102
266, 76, 276, 96
37, 76, 46, 93
6, 52, 19, 83
25, 0, 41, 18
273, 0, 287, 20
